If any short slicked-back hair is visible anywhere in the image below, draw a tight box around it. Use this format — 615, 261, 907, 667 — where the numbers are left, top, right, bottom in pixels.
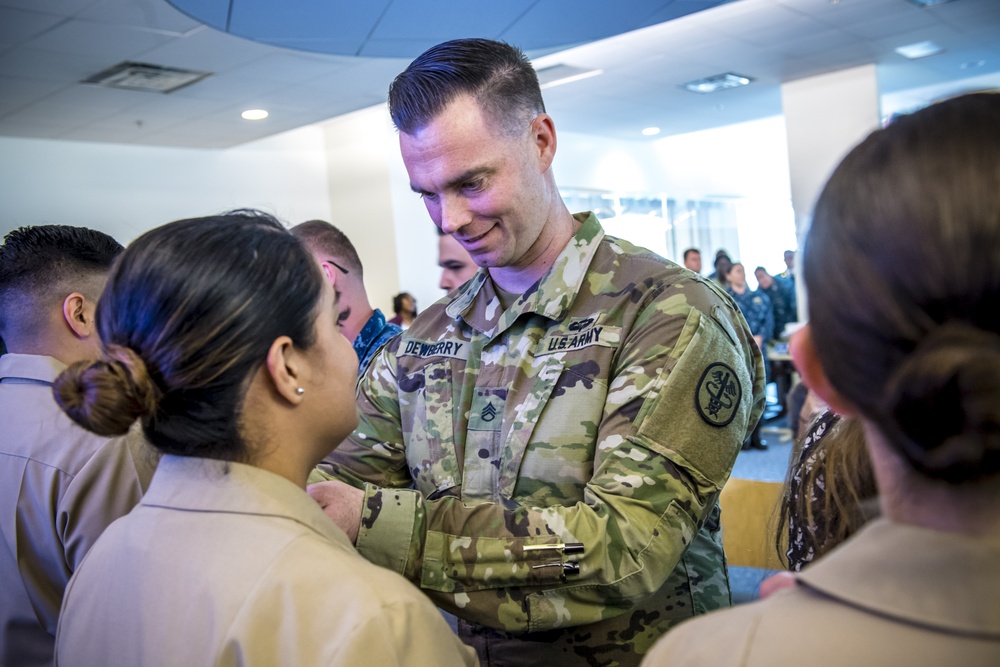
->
290, 219, 364, 279
0, 224, 123, 339
388, 38, 545, 137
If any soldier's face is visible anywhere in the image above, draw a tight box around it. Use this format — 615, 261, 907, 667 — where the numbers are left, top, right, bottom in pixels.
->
755, 270, 773, 289
400, 94, 553, 271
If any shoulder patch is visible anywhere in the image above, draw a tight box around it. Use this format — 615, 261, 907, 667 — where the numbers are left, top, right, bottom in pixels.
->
695, 362, 742, 427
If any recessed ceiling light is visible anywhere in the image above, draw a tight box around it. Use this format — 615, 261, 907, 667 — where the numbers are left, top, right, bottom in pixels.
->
241, 109, 269, 121
682, 73, 753, 94
895, 41, 944, 59
642, 127, 661, 136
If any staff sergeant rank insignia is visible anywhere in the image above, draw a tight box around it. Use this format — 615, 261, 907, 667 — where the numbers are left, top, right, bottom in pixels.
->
695, 362, 741, 427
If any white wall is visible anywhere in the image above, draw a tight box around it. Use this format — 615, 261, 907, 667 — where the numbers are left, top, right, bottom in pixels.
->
0, 107, 800, 310
0, 124, 332, 245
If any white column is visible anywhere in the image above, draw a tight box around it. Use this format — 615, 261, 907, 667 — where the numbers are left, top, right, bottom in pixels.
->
781, 64, 881, 318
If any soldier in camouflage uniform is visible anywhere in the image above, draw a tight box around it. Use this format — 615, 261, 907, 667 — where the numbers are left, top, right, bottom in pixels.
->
308, 38, 766, 667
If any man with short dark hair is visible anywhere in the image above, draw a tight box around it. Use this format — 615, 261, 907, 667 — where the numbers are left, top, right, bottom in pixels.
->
0, 225, 156, 666
682, 247, 702, 274
309, 38, 764, 666
291, 219, 401, 375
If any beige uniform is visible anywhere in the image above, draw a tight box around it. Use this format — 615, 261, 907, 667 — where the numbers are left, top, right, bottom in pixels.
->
56, 455, 478, 667
642, 518, 1000, 666
0, 353, 155, 667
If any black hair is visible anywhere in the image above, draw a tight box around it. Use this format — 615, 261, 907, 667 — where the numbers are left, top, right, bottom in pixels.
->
54, 210, 324, 462
805, 92, 1000, 483
291, 219, 364, 278
388, 38, 545, 137
0, 225, 122, 340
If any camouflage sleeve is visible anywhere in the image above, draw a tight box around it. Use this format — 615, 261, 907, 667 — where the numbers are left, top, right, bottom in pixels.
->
321, 293, 764, 633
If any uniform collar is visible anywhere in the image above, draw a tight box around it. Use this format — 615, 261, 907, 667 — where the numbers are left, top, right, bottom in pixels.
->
141, 455, 355, 551
445, 212, 605, 337
798, 517, 1000, 637
0, 353, 66, 384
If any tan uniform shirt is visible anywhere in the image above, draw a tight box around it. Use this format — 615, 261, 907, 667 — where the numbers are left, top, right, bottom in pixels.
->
642, 518, 1000, 666
0, 353, 155, 667
56, 455, 478, 667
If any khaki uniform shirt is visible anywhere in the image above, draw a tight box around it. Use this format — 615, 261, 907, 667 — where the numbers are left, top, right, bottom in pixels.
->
643, 518, 1000, 666
0, 353, 155, 667
56, 456, 478, 667
315, 213, 765, 665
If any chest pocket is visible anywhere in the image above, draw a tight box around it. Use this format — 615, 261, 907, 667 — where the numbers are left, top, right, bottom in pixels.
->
405, 360, 461, 496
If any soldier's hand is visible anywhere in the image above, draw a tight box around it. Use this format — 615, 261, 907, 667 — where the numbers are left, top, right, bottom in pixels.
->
759, 571, 796, 599
307, 480, 364, 544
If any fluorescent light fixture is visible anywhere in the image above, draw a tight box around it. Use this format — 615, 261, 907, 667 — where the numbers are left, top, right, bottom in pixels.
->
241, 109, 269, 120
641, 127, 661, 136
536, 64, 603, 90
960, 60, 986, 70
895, 40, 944, 59
82, 62, 211, 93
905, 0, 957, 7
682, 73, 753, 94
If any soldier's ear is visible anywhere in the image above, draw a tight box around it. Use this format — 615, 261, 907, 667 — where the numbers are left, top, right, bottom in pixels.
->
789, 325, 857, 417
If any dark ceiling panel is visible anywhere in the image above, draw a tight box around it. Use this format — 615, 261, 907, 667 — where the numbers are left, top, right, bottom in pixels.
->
168, 0, 231, 30
371, 1, 534, 43
166, 0, 729, 58
502, 0, 727, 47
228, 1, 391, 55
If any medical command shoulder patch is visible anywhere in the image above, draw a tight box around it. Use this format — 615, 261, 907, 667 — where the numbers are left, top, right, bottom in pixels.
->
695, 362, 741, 427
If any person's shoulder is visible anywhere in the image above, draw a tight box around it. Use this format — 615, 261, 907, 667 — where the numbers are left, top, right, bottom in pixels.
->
269, 530, 415, 599
596, 235, 734, 311
643, 587, 824, 665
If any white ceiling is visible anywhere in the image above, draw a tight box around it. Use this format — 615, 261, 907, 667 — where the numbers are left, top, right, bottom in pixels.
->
0, 0, 998, 149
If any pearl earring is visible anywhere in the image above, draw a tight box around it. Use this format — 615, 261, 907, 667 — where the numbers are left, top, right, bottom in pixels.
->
296, 387, 305, 396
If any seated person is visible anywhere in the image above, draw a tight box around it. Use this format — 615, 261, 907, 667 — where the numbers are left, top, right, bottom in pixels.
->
53, 211, 476, 666
0, 225, 155, 667
389, 291, 417, 329
643, 93, 1000, 665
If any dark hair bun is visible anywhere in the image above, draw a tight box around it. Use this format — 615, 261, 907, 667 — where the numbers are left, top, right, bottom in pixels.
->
882, 324, 1000, 482
54, 344, 160, 436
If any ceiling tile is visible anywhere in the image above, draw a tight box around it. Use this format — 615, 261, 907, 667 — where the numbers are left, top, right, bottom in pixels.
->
77, 0, 202, 35
0, 75, 66, 115
0, 8, 66, 48
134, 25, 275, 72
25, 18, 176, 59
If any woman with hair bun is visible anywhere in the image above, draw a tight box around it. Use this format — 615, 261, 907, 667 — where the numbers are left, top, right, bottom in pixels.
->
642, 92, 1000, 665
53, 211, 476, 666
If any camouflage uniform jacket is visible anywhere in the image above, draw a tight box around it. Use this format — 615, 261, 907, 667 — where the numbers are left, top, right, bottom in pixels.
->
315, 212, 765, 665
